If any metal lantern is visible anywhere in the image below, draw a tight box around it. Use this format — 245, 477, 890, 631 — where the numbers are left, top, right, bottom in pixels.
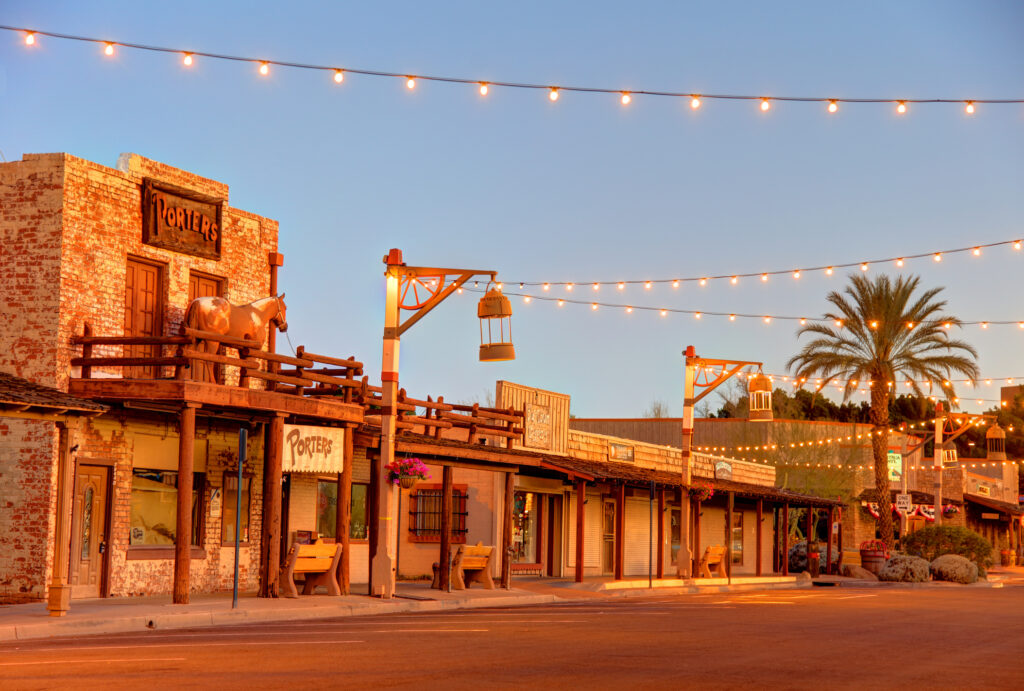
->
940, 440, 959, 468
747, 372, 773, 422
986, 424, 1007, 461
477, 288, 515, 362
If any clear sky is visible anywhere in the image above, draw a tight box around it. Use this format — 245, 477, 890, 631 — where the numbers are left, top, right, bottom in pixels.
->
2, 2, 1022, 417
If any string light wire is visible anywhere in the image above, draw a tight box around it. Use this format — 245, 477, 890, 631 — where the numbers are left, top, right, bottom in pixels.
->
5, 25, 1024, 110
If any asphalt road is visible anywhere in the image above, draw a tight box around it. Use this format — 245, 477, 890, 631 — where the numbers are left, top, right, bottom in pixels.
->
2, 586, 1024, 689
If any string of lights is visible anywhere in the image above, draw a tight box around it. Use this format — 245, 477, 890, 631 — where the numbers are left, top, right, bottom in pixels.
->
507, 238, 1022, 289
7, 25, 1024, 114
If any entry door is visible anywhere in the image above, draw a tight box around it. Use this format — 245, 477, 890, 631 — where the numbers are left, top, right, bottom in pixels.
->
602, 500, 616, 575
70, 466, 110, 598
188, 272, 223, 382
125, 258, 163, 378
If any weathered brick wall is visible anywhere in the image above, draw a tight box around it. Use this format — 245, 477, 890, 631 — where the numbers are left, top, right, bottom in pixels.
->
0, 152, 279, 601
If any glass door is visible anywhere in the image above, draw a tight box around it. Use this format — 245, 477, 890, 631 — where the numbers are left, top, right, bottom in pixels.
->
602, 500, 616, 575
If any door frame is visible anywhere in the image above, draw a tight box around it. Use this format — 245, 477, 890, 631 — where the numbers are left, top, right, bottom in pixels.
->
68, 462, 115, 598
601, 498, 616, 576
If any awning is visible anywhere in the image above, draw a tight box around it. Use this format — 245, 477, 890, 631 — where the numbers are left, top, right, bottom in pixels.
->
0, 371, 107, 421
964, 493, 1023, 517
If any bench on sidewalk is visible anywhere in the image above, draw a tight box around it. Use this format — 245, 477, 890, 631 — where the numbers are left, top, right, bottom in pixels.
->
698, 545, 727, 578
432, 542, 496, 590
280, 541, 342, 598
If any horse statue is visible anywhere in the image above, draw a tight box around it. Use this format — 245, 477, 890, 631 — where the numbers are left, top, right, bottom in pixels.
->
183, 295, 287, 383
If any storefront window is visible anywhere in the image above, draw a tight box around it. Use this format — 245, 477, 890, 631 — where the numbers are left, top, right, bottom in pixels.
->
222, 474, 251, 544
408, 487, 467, 542
731, 513, 743, 565
670, 508, 681, 564
317, 480, 369, 540
512, 491, 538, 563
130, 469, 204, 546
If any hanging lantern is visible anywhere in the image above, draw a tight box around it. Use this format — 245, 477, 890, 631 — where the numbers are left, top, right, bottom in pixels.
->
940, 440, 959, 468
986, 424, 1006, 461
747, 371, 773, 422
477, 288, 515, 362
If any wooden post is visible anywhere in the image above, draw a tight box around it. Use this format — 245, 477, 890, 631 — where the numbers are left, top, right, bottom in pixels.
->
47, 420, 77, 616
614, 484, 625, 580
367, 450, 379, 596
725, 491, 733, 579
80, 324, 93, 379
575, 480, 585, 583
656, 489, 665, 579
805, 507, 813, 546
439, 465, 453, 590
782, 503, 790, 576
677, 487, 690, 579
174, 403, 199, 604
692, 499, 702, 577
266, 252, 284, 391
756, 498, 763, 578
826, 506, 835, 575
336, 425, 353, 594
259, 413, 285, 598
501, 471, 515, 589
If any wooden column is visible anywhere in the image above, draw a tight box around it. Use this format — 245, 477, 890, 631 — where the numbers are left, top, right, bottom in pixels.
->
614, 484, 625, 580
174, 403, 199, 604
266, 252, 284, 390
782, 503, 790, 576
805, 507, 814, 547
367, 450, 379, 595
725, 491, 733, 579
47, 420, 77, 616
677, 487, 690, 579
826, 506, 834, 576
692, 499, 702, 577
336, 425, 354, 594
575, 480, 585, 583
656, 489, 665, 579
439, 465, 454, 590
500, 471, 515, 588
259, 413, 285, 598
756, 499, 763, 578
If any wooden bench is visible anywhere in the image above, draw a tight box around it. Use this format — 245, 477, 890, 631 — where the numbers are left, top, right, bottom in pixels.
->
452, 542, 495, 590
698, 545, 727, 578
279, 541, 342, 598
841, 550, 861, 567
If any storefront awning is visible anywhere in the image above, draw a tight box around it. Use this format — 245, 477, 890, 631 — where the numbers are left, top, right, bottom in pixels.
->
964, 493, 1023, 517
0, 371, 107, 421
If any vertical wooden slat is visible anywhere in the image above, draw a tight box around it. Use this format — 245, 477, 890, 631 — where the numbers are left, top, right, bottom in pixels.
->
782, 503, 790, 576
439, 465, 453, 590
259, 413, 285, 598
656, 489, 665, 579
826, 506, 834, 576
575, 480, 585, 583
501, 472, 515, 588
174, 404, 198, 604
693, 499, 702, 577
337, 426, 353, 594
725, 491, 733, 579
614, 484, 625, 580
756, 499, 763, 578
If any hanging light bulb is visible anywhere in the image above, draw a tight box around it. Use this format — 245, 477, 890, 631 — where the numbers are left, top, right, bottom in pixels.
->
690, 95, 701, 110
591, 303, 598, 311
763, 316, 772, 324
183, 53, 194, 67
729, 314, 736, 321
761, 273, 769, 282
730, 276, 738, 285
760, 98, 771, 112
793, 270, 800, 279
896, 258, 904, 267
523, 296, 531, 303
479, 83, 489, 96
694, 311, 701, 319
799, 318, 807, 325
104, 42, 115, 56
897, 101, 907, 114
981, 322, 989, 329
557, 299, 565, 307
259, 61, 269, 76
334, 69, 344, 83
1015, 240, 1022, 250
24, 32, 36, 46
933, 253, 942, 262
660, 309, 668, 317
626, 306, 633, 313
965, 101, 975, 114
542, 283, 550, 291
826, 267, 834, 275
406, 77, 416, 89
860, 263, 869, 271
672, 280, 680, 289
617, 282, 625, 291
620, 92, 632, 106
566, 283, 574, 291
592, 283, 600, 291
549, 88, 559, 102
699, 278, 707, 286
972, 247, 981, 256
827, 100, 838, 113
644, 281, 652, 290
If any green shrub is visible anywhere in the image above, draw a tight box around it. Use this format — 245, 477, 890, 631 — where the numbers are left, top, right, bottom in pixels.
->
902, 526, 993, 567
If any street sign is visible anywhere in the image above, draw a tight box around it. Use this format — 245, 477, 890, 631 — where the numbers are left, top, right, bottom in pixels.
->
896, 494, 912, 513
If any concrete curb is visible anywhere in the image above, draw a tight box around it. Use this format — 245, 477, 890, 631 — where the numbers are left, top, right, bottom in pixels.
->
0, 593, 561, 642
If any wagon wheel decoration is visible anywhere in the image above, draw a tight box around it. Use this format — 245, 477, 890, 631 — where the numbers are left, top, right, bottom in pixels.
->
399, 275, 445, 310
694, 364, 738, 394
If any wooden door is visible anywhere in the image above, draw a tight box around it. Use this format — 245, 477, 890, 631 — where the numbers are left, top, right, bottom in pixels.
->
601, 500, 616, 575
188, 272, 223, 381
125, 258, 163, 378
70, 466, 110, 598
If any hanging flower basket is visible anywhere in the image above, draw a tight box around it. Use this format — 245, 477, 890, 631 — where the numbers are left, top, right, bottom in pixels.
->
688, 482, 715, 502
942, 504, 959, 517
386, 457, 430, 488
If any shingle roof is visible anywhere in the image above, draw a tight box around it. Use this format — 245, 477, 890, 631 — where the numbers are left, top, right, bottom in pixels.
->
0, 371, 108, 415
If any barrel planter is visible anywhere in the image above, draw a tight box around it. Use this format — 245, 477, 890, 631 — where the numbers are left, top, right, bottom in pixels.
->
1000, 549, 1016, 567
860, 549, 887, 575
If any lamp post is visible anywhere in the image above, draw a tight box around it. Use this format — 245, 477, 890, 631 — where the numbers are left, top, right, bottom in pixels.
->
371, 249, 512, 598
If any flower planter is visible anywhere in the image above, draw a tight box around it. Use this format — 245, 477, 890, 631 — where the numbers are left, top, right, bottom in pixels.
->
399, 476, 416, 490
1000, 550, 1016, 567
860, 549, 887, 575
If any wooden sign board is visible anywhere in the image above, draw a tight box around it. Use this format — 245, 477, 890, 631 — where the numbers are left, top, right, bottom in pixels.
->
981, 512, 1000, 520
524, 403, 552, 450
142, 178, 223, 260
977, 485, 991, 496
714, 460, 733, 480
609, 442, 634, 463
283, 424, 345, 473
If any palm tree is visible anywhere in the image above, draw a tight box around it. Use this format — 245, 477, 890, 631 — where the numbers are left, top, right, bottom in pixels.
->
787, 274, 978, 547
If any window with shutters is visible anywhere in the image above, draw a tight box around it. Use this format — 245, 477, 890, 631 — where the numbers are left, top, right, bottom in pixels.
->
408, 485, 468, 543
125, 257, 165, 378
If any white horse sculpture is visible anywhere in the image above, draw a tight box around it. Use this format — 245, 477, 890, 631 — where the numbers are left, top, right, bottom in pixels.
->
183, 295, 287, 382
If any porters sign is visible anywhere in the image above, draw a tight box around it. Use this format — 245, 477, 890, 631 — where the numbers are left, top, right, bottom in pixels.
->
142, 178, 223, 260
282, 424, 346, 473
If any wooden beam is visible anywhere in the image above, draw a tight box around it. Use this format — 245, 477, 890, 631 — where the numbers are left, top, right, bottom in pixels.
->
575, 480, 586, 583
756, 499, 763, 578
337, 427, 353, 595
439, 465, 453, 590
614, 484, 625, 580
826, 506, 834, 576
259, 413, 285, 598
693, 499, 702, 578
174, 403, 199, 604
656, 489, 665, 579
782, 503, 790, 576
501, 471, 515, 588
725, 491, 733, 579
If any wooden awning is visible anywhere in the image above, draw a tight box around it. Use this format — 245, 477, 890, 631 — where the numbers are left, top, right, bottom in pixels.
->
0, 372, 107, 422
964, 493, 1023, 517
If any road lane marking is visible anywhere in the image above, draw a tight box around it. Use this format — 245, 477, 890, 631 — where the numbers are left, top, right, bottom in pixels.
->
0, 641, 364, 653
0, 657, 185, 666
835, 594, 877, 600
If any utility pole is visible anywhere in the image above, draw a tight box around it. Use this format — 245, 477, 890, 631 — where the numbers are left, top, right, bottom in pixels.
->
933, 402, 944, 526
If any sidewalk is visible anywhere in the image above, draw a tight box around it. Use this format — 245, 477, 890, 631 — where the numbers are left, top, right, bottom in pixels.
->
0, 583, 558, 643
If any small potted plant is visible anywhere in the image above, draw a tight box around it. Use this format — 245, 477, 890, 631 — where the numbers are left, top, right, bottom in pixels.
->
859, 539, 889, 575
386, 457, 430, 489
689, 482, 715, 502
942, 504, 959, 518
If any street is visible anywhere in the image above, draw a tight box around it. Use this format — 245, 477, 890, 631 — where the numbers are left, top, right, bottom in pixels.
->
2, 586, 1023, 689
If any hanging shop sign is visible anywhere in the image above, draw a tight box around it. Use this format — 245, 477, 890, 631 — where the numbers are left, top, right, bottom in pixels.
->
887, 449, 902, 483
142, 178, 223, 260
714, 460, 733, 480
282, 424, 345, 473
609, 443, 634, 463
976, 485, 991, 496
981, 512, 1001, 520
524, 403, 552, 450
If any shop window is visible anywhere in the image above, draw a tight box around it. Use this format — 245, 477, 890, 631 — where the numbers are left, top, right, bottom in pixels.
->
130, 469, 204, 547
316, 480, 370, 541
222, 473, 251, 544
408, 486, 468, 543
731, 513, 743, 565
511, 491, 538, 563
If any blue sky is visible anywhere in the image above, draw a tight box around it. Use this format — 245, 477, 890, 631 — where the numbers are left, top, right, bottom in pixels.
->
2, 2, 1022, 416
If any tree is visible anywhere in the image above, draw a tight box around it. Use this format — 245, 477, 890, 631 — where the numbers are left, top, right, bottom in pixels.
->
787, 274, 978, 548
643, 400, 671, 418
